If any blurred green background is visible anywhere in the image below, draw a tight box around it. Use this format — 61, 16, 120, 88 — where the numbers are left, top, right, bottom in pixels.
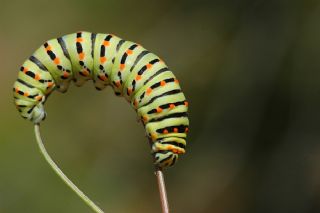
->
1, 0, 320, 212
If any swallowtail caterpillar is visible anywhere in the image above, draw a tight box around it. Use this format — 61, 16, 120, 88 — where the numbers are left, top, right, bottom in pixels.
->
13, 31, 189, 169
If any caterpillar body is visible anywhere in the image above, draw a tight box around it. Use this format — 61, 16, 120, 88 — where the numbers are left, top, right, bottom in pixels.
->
13, 32, 189, 169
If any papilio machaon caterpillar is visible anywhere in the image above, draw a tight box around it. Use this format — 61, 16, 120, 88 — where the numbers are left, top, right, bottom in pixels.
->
13, 31, 189, 169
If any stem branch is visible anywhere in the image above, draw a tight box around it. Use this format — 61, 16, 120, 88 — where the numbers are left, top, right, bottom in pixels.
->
34, 124, 104, 213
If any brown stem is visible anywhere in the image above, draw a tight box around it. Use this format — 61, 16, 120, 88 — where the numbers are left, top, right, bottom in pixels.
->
155, 168, 170, 213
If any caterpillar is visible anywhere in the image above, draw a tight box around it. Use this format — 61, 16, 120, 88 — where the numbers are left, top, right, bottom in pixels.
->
13, 31, 189, 169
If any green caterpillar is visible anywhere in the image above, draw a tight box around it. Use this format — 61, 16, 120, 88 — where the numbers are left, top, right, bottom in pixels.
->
13, 32, 189, 169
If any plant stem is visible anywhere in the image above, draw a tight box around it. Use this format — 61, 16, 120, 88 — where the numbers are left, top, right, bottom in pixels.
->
155, 169, 170, 213
34, 124, 104, 213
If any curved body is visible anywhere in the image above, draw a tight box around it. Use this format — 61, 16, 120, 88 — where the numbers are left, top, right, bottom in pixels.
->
13, 32, 189, 168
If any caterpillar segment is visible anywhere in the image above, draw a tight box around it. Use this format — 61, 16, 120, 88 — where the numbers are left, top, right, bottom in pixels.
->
13, 31, 189, 169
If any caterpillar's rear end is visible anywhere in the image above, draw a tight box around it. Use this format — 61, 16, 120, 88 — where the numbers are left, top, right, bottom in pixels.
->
13, 31, 189, 169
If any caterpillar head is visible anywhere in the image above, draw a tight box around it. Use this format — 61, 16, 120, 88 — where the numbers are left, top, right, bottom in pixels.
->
152, 138, 186, 169
153, 151, 178, 168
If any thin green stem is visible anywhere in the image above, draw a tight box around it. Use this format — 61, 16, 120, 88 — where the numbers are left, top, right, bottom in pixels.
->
34, 124, 104, 213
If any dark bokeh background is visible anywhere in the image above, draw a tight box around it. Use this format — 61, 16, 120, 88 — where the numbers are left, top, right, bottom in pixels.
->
1, 0, 320, 212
